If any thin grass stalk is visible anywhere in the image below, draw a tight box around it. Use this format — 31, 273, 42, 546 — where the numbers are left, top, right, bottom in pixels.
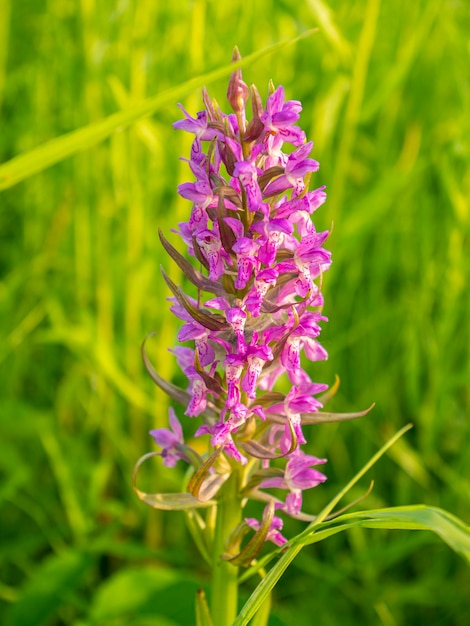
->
0, 0, 11, 113
328, 0, 381, 225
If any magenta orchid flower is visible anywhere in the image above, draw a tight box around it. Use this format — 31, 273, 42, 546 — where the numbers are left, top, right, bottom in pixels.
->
140, 50, 365, 560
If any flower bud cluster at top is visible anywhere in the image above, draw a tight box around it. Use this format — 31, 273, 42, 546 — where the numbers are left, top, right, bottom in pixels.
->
150, 51, 333, 539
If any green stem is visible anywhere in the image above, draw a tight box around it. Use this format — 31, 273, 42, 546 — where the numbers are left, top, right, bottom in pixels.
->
211, 471, 242, 626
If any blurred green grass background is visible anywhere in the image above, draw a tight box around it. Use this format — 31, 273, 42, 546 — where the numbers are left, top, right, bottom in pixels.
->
0, 0, 469, 624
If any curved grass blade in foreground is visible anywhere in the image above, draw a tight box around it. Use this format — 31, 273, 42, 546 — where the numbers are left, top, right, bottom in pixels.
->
301, 505, 470, 561
0, 30, 316, 191
233, 424, 470, 626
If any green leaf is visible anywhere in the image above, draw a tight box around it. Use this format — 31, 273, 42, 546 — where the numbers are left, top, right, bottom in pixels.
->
235, 504, 470, 626
5, 550, 93, 626
133, 451, 216, 510
90, 566, 200, 625
0, 31, 317, 191
250, 593, 272, 626
234, 423, 470, 625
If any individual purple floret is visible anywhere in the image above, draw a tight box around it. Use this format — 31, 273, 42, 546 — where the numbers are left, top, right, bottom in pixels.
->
245, 508, 288, 547
260, 450, 327, 515
149, 408, 186, 468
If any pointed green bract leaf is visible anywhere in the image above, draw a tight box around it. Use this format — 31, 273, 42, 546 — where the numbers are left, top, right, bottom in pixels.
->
194, 348, 225, 394
256, 391, 286, 406
216, 192, 237, 254
141, 333, 192, 406
195, 588, 214, 626
243, 468, 285, 492
188, 448, 227, 501
199, 472, 231, 503
133, 452, 216, 510
141, 333, 218, 421
300, 403, 375, 424
239, 439, 287, 460
316, 374, 340, 404
0, 30, 318, 190
226, 533, 269, 568
137, 490, 216, 511
185, 509, 212, 567
158, 230, 225, 295
225, 501, 276, 567
161, 268, 229, 331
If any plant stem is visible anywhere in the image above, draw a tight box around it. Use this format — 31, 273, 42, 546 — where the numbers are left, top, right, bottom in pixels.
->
210, 470, 242, 626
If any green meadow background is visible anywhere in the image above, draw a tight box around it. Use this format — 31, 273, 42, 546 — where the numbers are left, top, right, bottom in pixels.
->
1, 0, 469, 624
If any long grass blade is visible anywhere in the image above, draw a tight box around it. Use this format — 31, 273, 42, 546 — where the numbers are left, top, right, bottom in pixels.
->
233, 423, 412, 625
0, 30, 317, 190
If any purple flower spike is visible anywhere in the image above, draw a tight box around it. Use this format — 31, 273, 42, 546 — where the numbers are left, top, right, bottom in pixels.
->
142, 51, 360, 549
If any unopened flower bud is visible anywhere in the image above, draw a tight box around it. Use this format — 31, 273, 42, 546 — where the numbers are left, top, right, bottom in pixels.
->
227, 46, 250, 114
245, 84, 264, 142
